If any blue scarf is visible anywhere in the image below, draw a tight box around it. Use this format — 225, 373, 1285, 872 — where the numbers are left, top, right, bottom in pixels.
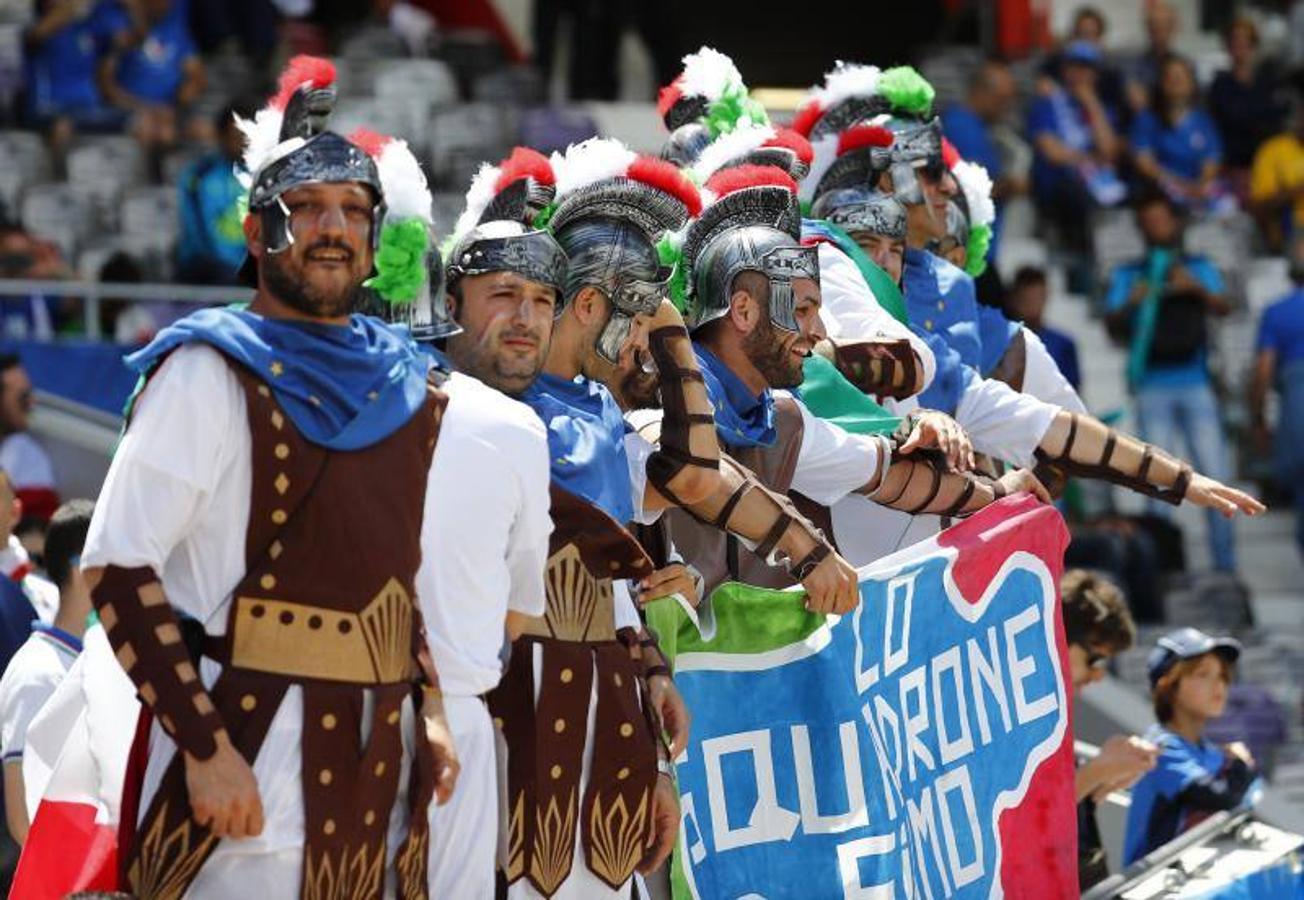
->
126, 307, 431, 451
522, 372, 634, 525
694, 345, 777, 449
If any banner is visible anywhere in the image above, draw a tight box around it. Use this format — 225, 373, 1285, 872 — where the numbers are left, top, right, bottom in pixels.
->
646, 496, 1077, 899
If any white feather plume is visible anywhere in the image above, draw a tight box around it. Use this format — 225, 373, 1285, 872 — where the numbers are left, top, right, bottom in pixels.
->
799, 133, 840, 204
952, 159, 995, 228
551, 137, 636, 201
451, 162, 502, 241
679, 46, 746, 101
810, 61, 881, 109
236, 107, 293, 180
376, 139, 433, 224
691, 122, 775, 182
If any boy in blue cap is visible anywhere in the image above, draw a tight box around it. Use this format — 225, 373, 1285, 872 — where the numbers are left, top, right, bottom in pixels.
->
1122, 627, 1258, 863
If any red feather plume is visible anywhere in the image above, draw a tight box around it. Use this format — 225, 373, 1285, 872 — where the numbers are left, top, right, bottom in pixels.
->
765, 128, 814, 165
941, 137, 961, 170
837, 125, 894, 157
789, 100, 824, 138
656, 77, 686, 122
705, 164, 798, 198
628, 156, 702, 216
494, 147, 555, 192
346, 128, 390, 159
271, 55, 337, 110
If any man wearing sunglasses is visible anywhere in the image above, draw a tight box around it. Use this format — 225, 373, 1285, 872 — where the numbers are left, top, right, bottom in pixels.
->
1062, 569, 1159, 891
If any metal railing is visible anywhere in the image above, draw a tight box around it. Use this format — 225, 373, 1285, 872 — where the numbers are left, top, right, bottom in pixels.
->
0, 278, 250, 339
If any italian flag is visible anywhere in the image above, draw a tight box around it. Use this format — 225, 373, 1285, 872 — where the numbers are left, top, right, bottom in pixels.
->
12, 624, 140, 897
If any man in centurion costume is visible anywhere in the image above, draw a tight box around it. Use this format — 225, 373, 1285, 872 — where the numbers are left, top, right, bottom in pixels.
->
642, 164, 1050, 603
798, 96, 1265, 562
80, 58, 459, 898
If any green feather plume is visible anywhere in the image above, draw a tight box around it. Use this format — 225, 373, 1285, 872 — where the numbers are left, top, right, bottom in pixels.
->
878, 66, 935, 116
656, 233, 690, 314
364, 218, 430, 305
964, 222, 992, 277
705, 85, 769, 139
532, 201, 558, 231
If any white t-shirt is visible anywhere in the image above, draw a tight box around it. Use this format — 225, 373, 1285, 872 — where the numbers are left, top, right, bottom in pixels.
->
816, 242, 937, 394
0, 624, 80, 763
418, 372, 552, 697
783, 392, 887, 506
0, 432, 55, 492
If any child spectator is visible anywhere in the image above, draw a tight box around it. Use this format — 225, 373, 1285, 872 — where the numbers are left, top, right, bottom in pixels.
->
177, 103, 252, 285
0, 498, 92, 845
1122, 628, 1258, 864
1003, 266, 1081, 391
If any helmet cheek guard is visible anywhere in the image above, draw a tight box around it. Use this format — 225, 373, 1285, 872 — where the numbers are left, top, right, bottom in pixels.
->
757, 244, 820, 334
594, 267, 671, 364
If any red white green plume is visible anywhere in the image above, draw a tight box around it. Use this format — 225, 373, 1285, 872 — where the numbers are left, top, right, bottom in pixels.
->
657, 46, 767, 138
348, 129, 434, 304
235, 55, 337, 185
947, 146, 996, 277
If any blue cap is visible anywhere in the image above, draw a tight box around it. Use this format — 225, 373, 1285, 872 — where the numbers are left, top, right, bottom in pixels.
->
1147, 627, 1241, 688
1062, 40, 1102, 67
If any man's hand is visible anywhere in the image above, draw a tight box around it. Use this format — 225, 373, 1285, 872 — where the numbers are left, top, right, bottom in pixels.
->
1167, 264, 1202, 294
996, 468, 1052, 504
184, 732, 264, 838
647, 674, 691, 759
1078, 734, 1157, 801
1184, 473, 1265, 517
638, 563, 701, 607
421, 689, 460, 805
639, 771, 680, 874
801, 551, 859, 615
898, 411, 975, 472
649, 299, 686, 330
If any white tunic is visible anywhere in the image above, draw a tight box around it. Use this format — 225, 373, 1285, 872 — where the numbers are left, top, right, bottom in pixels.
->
81, 344, 539, 897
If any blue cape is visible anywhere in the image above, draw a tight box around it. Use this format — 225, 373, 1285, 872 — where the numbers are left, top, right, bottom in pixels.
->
126, 307, 431, 451
522, 372, 635, 525
695, 345, 777, 448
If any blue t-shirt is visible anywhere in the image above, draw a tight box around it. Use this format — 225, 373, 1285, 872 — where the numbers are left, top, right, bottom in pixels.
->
903, 247, 985, 372
1123, 726, 1252, 864
24, 1, 118, 119
1256, 287, 1304, 366
1130, 109, 1223, 182
942, 103, 1002, 179
177, 152, 248, 275
1104, 254, 1223, 388
103, 1, 196, 104
1027, 90, 1119, 195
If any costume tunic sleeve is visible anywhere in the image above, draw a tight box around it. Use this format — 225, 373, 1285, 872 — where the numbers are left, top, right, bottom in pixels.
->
786, 394, 884, 506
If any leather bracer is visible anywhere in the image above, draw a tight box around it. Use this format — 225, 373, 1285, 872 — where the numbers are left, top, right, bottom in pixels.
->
645, 324, 720, 505
865, 420, 1007, 518
1033, 411, 1191, 505
822, 338, 918, 400
683, 454, 833, 580
92, 565, 225, 760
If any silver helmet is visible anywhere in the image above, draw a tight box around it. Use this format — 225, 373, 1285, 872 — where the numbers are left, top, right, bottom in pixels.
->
813, 187, 907, 241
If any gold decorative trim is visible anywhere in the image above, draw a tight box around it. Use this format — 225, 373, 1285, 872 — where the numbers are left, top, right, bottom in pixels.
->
518, 544, 616, 642
587, 789, 650, 887
128, 799, 219, 900
303, 841, 385, 900
529, 789, 577, 896
503, 791, 525, 881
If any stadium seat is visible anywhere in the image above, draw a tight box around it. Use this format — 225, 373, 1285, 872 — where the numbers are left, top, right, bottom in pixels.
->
0, 130, 51, 186
471, 66, 545, 105
428, 103, 513, 188
67, 136, 146, 217
21, 184, 92, 257
120, 187, 179, 247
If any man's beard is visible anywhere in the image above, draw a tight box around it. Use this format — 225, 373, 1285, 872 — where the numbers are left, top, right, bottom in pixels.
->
447, 328, 546, 397
612, 350, 661, 411
745, 316, 804, 389
262, 244, 363, 319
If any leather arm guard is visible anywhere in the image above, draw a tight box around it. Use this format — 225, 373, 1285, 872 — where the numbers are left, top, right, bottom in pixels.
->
683, 454, 834, 580
635, 627, 671, 681
1033, 411, 1192, 505
92, 565, 226, 760
645, 324, 720, 505
617, 626, 673, 759
819, 338, 919, 400
987, 329, 1027, 392
864, 419, 1007, 518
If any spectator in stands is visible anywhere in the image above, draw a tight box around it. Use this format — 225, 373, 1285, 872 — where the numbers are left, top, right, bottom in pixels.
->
0, 498, 92, 845
96, 0, 206, 163
1039, 6, 1129, 126
1249, 235, 1304, 560
1208, 19, 1289, 199
1063, 569, 1158, 891
1028, 40, 1124, 251
1130, 55, 1228, 212
1123, 628, 1258, 864
177, 102, 251, 286
0, 468, 57, 624
0, 358, 58, 533
98, 251, 160, 344
1123, 2, 1181, 116
1003, 265, 1081, 391
1104, 191, 1236, 573
0, 226, 71, 342
22, 0, 123, 163
1249, 86, 1304, 253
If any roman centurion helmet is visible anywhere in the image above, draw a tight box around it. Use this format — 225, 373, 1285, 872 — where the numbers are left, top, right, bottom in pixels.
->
812, 187, 908, 242
442, 146, 569, 313
544, 138, 703, 363
656, 46, 767, 168
676, 164, 817, 334
235, 56, 384, 282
